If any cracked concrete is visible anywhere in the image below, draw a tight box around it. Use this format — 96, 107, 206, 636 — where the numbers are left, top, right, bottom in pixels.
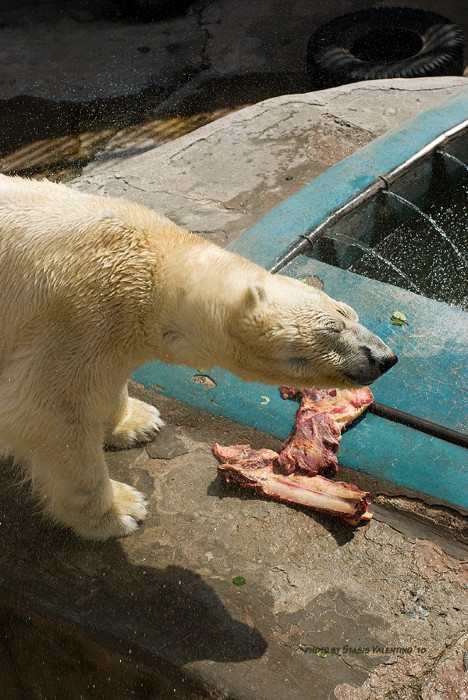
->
2, 0, 468, 162
0, 0, 204, 102
335, 632, 468, 699
74, 77, 468, 244
3, 0, 467, 106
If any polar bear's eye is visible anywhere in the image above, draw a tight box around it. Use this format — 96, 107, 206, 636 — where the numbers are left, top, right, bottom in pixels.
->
335, 303, 358, 321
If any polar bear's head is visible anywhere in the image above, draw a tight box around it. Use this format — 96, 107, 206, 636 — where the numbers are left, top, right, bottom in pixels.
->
229, 274, 397, 389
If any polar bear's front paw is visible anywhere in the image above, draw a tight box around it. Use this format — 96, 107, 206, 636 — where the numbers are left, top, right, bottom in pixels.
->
75, 480, 148, 540
106, 398, 165, 449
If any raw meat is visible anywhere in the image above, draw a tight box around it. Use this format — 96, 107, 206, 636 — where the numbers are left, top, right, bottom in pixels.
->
214, 443, 370, 525
213, 386, 374, 525
279, 385, 374, 430
277, 411, 340, 475
277, 386, 373, 475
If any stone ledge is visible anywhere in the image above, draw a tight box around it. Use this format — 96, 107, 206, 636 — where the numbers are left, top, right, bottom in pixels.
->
74, 77, 468, 245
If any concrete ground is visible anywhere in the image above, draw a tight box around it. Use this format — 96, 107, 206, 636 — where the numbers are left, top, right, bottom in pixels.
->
0, 1, 467, 699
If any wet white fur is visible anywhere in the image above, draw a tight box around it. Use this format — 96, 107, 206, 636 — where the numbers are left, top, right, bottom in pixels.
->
0, 175, 392, 539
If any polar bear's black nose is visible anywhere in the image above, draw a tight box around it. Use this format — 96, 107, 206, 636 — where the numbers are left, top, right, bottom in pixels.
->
379, 351, 398, 375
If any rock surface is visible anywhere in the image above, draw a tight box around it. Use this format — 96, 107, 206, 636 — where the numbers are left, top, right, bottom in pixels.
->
74, 77, 468, 246
2, 384, 466, 699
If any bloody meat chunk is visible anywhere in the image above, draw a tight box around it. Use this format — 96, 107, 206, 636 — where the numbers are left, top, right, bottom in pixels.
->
279, 386, 374, 430
213, 385, 374, 526
277, 411, 340, 475
277, 386, 373, 475
215, 449, 371, 526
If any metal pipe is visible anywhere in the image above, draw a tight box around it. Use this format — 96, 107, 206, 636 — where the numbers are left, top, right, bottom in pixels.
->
269, 237, 310, 274
269, 179, 386, 274
368, 402, 468, 449
382, 117, 468, 186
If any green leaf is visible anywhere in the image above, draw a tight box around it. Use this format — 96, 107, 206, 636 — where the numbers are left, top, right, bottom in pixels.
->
316, 650, 332, 658
232, 576, 246, 586
391, 311, 407, 326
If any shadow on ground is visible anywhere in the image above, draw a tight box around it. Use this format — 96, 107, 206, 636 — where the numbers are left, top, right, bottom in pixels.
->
0, 457, 266, 699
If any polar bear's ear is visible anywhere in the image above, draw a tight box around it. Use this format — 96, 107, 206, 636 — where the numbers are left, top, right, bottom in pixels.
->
245, 284, 268, 310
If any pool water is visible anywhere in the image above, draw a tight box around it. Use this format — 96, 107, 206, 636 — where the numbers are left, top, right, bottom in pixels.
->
309, 175, 468, 310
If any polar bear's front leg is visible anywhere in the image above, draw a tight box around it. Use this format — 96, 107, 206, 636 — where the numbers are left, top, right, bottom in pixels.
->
105, 382, 165, 450
28, 437, 148, 540
66, 477, 147, 540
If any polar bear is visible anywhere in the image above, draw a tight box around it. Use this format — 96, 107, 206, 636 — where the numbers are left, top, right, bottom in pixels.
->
0, 175, 396, 539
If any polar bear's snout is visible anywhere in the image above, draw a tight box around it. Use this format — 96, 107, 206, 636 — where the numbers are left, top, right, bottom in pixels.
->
358, 342, 398, 378
378, 348, 399, 374
342, 324, 398, 386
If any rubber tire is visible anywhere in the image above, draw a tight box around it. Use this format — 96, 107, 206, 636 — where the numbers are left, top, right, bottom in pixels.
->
307, 7, 465, 89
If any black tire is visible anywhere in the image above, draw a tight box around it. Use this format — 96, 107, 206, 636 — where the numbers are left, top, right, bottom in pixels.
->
307, 7, 465, 89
